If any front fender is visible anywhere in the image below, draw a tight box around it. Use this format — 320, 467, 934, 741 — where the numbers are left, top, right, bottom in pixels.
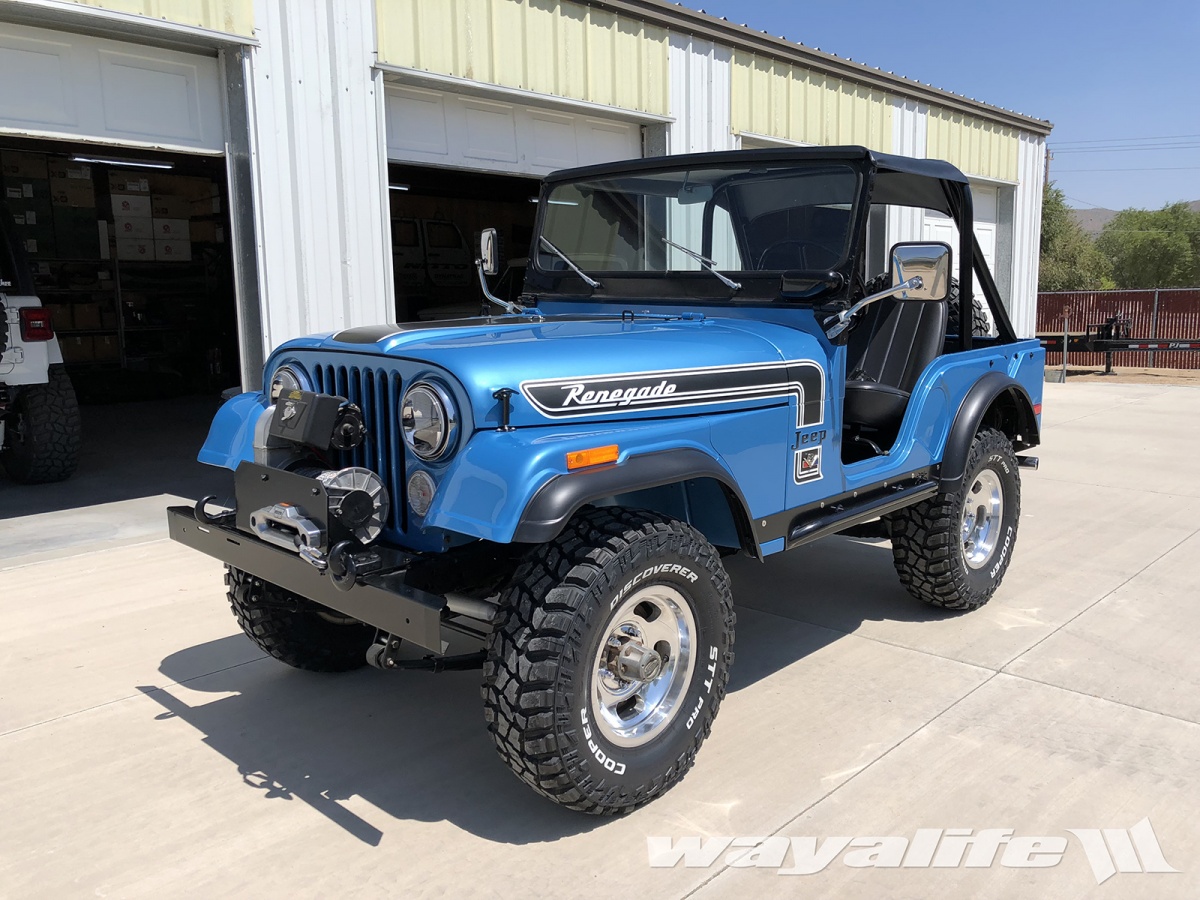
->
198, 391, 268, 469
422, 422, 747, 545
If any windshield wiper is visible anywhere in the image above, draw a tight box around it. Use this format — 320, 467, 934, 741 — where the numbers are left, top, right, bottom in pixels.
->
663, 238, 742, 292
539, 237, 601, 289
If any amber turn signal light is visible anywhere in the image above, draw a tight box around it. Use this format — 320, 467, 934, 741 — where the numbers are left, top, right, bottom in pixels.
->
566, 445, 619, 470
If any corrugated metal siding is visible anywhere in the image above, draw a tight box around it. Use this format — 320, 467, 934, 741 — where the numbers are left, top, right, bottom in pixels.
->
249, 0, 392, 351
729, 50, 892, 151
1038, 289, 1200, 370
1010, 133, 1045, 337
64, 0, 254, 36
667, 33, 734, 154
885, 98, 927, 248
375, 0, 669, 117
927, 106, 1019, 182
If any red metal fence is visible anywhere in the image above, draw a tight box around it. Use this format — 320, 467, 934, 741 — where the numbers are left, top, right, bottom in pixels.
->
1037, 288, 1200, 370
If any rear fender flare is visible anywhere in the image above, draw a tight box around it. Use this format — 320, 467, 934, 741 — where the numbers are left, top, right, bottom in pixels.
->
939, 372, 1039, 491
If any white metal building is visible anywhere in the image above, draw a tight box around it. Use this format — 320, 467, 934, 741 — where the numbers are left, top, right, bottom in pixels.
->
0, 0, 1051, 391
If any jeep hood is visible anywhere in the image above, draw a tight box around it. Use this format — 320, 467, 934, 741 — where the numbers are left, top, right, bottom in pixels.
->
283, 314, 826, 430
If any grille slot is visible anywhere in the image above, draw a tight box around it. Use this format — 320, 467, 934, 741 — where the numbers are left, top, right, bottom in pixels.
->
313, 364, 406, 533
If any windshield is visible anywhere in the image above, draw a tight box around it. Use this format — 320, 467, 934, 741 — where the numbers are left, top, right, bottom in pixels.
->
536, 162, 861, 277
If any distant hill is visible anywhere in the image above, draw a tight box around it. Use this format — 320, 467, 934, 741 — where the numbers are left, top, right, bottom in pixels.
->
1071, 200, 1200, 237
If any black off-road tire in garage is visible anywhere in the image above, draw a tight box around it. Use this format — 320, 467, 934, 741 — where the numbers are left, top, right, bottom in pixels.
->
890, 428, 1021, 610
0, 365, 81, 484
482, 507, 735, 814
226, 566, 376, 671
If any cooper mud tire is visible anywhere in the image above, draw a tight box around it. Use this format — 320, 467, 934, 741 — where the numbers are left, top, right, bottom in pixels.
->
482, 507, 735, 814
226, 566, 375, 671
0, 365, 81, 484
890, 428, 1020, 610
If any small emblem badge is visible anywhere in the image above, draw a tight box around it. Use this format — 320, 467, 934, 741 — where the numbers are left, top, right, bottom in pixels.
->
795, 446, 822, 483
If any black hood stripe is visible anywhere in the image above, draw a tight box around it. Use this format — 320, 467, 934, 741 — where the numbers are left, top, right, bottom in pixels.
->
521, 360, 825, 427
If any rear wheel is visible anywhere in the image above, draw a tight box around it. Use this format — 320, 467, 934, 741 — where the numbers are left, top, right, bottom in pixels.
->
482, 507, 735, 814
0, 365, 81, 484
225, 566, 375, 671
890, 428, 1020, 610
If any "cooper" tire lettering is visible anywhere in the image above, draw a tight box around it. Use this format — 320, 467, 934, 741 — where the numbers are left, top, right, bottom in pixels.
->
686, 646, 720, 729
612, 564, 700, 608
580, 708, 626, 775
989, 525, 1014, 578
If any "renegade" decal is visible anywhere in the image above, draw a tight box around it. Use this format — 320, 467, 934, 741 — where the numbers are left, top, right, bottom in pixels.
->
521, 360, 825, 427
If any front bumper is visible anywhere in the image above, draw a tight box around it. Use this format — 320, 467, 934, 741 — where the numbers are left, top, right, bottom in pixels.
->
167, 505, 445, 652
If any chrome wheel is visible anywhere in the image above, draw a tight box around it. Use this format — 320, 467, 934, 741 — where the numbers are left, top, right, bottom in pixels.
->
961, 468, 1004, 569
590, 585, 696, 748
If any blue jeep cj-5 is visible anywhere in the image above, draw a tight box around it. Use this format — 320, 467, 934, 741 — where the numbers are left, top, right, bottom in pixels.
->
170, 147, 1044, 814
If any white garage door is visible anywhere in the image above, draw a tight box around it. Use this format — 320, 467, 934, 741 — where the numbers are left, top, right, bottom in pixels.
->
923, 182, 999, 272
0, 23, 224, 153
384, 84, 642, 176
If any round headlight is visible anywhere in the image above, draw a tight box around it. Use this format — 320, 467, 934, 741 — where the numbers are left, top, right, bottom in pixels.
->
401, 382, 457, 460
269, 364, 306, 402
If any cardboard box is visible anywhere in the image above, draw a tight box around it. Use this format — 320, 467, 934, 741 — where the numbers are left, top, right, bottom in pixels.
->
59, 335, 94, 363
3, 178, 52, 201
190, 220, 224, 243
111, 193, 152, 217
100, 302, 118, 329
192, 194, 221, 215
49, 177, 96, 208
9, 198, 54, 229
19, 235, 55, 257
154, 238, 192, 262
116, 238, 155, 261
53, 207, 100, 259
73, 302, 103, 330
93, 334, 121, 362
152, 217, 190, 240
108, 171, 150, 193
150, 194, 191, 218
113, 215, 154, 239
148, 174, 213, 200
45, 303, 73, 332
1, 150, 47, 179
46, 158, 91, 181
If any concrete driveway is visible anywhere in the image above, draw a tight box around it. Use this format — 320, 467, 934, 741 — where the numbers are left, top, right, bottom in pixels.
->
2, 382, 1199, 899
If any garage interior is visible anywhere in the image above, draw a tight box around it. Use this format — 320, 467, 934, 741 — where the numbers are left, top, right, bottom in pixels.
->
386, 162, 539, 322
1, 138, 239, 404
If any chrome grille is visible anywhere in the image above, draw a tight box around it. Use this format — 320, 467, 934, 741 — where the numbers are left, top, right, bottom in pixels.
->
313, 363, 406, 533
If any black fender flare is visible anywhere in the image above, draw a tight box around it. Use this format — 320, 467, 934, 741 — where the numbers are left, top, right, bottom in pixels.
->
511, 448, 757, 552
940, 371, 1039, 491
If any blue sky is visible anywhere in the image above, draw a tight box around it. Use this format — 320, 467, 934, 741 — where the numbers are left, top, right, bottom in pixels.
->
676, 0, 1200, 211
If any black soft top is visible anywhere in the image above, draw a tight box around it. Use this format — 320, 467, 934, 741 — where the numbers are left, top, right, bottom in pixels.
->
544, 145, 969, 187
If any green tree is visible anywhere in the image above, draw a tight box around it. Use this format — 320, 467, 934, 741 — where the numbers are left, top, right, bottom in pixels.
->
1039, 183, 1111, 291
1096, 203, 1200, 289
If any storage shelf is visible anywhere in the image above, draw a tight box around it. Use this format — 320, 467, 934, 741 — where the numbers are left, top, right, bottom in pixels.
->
58, 328, 119, 336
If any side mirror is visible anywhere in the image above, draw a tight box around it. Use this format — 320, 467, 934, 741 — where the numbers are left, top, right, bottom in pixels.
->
889, 242, 951, 302
477, 227, 498, 276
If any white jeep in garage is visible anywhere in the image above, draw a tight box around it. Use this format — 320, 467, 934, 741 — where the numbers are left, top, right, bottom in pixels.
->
0, 206, 80, 484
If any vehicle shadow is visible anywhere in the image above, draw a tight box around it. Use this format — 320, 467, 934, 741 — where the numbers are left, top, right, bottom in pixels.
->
142, 536, 956, 846
0, 396, 228, 520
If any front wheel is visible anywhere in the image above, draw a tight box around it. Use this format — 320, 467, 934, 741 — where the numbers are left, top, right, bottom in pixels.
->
890, 428, 1021, 610
482, 508, 735, 814
226, 566, 376, 671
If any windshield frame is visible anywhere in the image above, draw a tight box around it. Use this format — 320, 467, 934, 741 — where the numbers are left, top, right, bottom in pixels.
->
525, 152, 873, 305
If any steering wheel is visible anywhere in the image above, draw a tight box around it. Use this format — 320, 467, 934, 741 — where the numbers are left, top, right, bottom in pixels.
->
756, 239, 835, 270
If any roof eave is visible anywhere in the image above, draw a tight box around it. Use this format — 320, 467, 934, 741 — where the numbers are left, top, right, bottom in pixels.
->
588, 0, 1054, 136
